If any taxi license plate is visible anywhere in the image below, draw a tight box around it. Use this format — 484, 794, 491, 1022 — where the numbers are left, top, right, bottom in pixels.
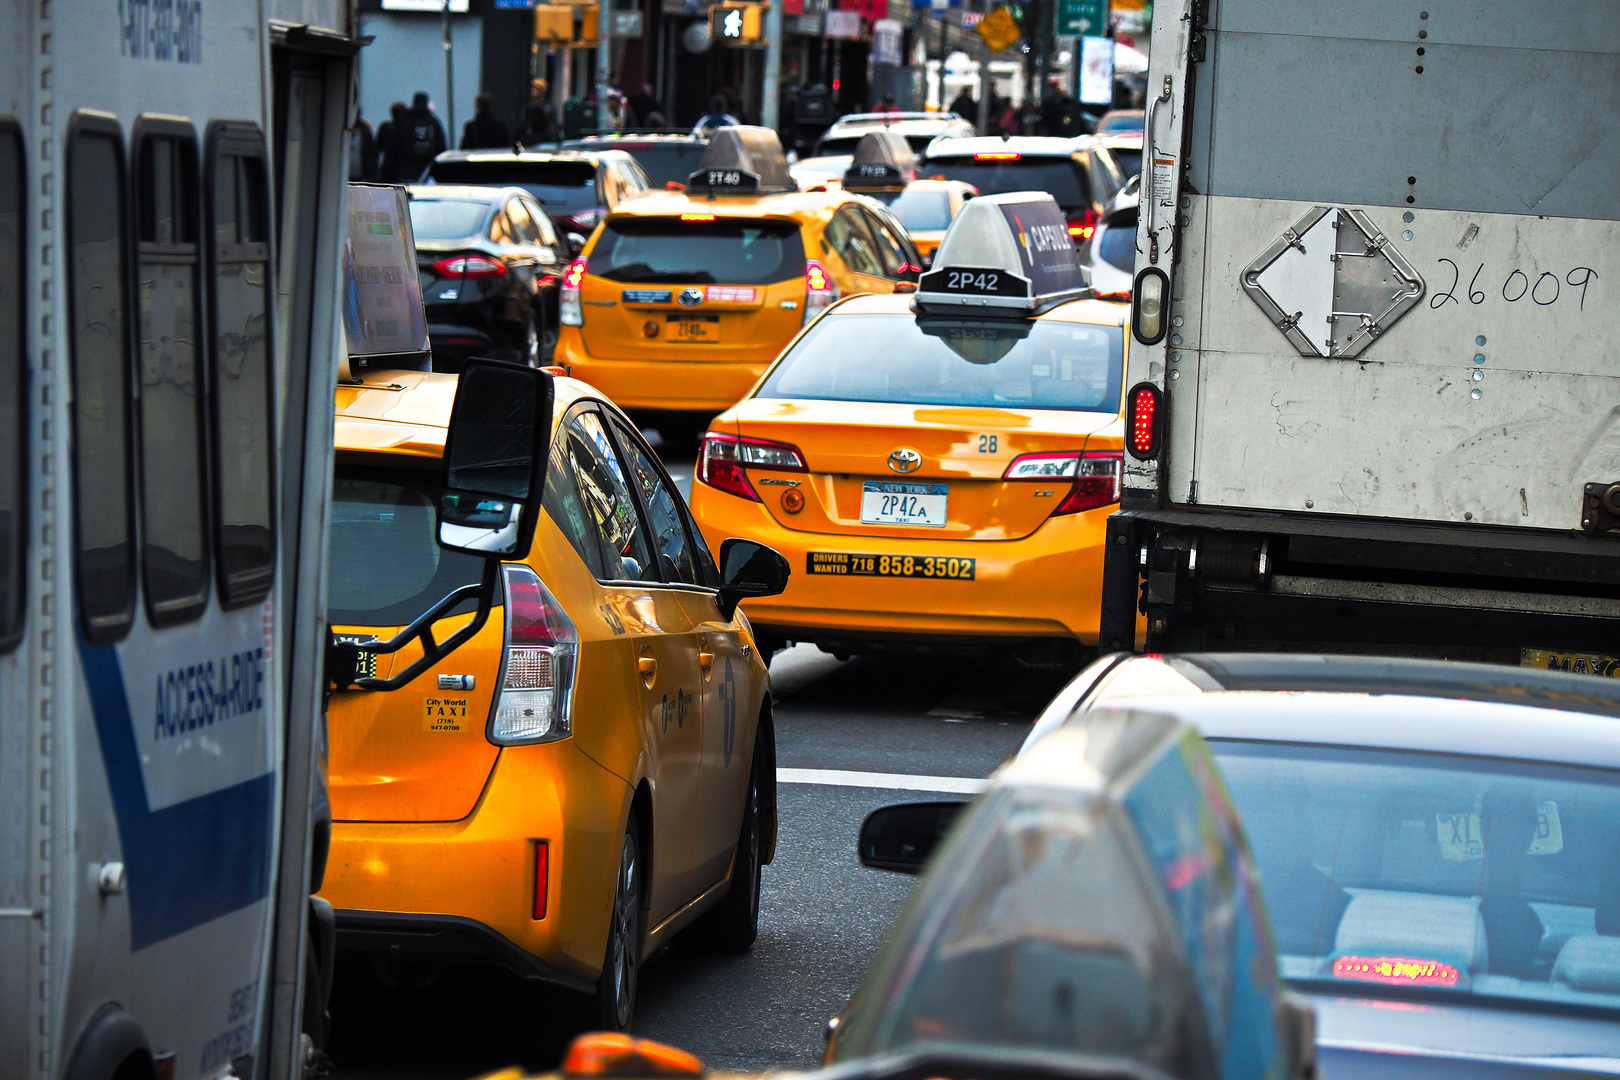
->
1520, 648, 1620, 677
807, 552, 975, 580
668, 315, 719, 343
861, 482, 947, 527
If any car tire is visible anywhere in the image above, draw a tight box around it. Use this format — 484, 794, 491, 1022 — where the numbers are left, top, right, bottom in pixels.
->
593, 819, 641, 1031
691, 742, 763, 953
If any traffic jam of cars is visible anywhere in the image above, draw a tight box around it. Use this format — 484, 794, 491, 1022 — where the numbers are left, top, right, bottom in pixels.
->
303, 45, 1620, 1075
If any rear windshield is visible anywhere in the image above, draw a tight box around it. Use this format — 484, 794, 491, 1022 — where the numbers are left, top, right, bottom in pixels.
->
759, 312, 1122, 412
594, 142, 709, 188
1112, 149, 1142, 179
889, 189, 953, 232
816, 135, 862, 156
427, 159, 597, 214
1098, 210, 1136, 272
328, 466, 486, 626
927, 158, 1088, 209
588, 218, 805, 285
408, 198, 491, 240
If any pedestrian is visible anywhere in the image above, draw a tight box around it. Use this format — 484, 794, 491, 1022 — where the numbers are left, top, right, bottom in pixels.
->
348, 108, 377, 180
628, 82, 662, 127
376, 101, 407, 181
516, 79, 559, 147
396, 91, 447, 182
947, 87, 976, 121
460, 91, 511, 150
692, 94, 739, 136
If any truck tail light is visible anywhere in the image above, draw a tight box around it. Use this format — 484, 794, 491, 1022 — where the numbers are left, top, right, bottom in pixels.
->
533, 841, 549, 920
1127, 382, 1161, 459
1066, 207, 1099, 242
560, 258, 586, 326
803, 259, 838, 325
698, 432, 808, 501
1003, 450, 1122, 515
431, 254, 507, 279
491, 565, 577, 745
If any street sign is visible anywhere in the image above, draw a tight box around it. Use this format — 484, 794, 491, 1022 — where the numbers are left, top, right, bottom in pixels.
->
612, 9, 643, 34
825, 9, 861, 37
977, 5, 1020, 52
1056, 0, 1104, 36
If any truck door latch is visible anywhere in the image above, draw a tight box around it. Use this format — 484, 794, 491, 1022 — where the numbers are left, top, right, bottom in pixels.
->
1581, 483, 1620, 533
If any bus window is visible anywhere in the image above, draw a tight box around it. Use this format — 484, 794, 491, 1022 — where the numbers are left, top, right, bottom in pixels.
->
0, 123, 21, 652
207, 129, 276, 607
68, 118, 136, 643
135, 124, 210, 623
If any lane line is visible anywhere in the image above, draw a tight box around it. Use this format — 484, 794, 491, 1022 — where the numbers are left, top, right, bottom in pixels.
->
777, 767, 988, 794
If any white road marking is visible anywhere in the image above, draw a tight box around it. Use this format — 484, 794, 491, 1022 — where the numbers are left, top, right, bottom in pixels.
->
777, 767, 988, 794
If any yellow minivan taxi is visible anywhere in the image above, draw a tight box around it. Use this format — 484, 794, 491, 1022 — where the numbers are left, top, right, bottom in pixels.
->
553, 127, 922, 424
320, 367, 781, 1030
687, 192, 1131, 663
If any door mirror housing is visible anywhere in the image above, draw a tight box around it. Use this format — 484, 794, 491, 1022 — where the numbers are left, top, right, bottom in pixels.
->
859, 801, 967, 873
716, 538, 790, 620
566, 231, 588, 257
436, 358, 553, 559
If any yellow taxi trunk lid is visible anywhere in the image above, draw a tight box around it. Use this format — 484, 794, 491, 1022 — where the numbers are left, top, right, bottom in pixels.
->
327, 607, 506, 822
733, 398, 1117, 541
578, 274, 805, 364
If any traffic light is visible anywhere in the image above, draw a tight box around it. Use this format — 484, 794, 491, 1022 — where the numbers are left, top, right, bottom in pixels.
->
709, 2, 764, 44
534, 2, 598, 46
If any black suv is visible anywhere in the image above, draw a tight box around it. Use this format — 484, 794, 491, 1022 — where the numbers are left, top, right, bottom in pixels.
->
425, 148, 652, 241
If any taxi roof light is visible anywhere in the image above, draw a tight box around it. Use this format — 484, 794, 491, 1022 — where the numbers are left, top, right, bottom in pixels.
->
686, 127, 795, 195
1126, 382, 1160, 459
842, 130, 918, 193
914, 193, 1090, 317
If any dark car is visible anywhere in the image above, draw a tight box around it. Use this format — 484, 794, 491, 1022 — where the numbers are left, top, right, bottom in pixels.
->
407, 185, 564, 371
921, 136, 1124, 253
560, 133, 712, 191
425, 148, 652, 241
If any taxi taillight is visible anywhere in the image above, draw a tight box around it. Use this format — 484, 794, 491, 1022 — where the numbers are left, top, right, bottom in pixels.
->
698, 432, 807, 502
560, 258, 587, 327
1066, 207, 1099, 243
490, 565, 577, 745
803, 259, 838, 326
1126, 382, 1161, 459
1003, 451, 1122, 515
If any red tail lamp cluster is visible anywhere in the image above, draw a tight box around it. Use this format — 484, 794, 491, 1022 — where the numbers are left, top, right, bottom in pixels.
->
1126, 382, 1161, 459
1002, 451, 1122, 514
697, 432, 808, 501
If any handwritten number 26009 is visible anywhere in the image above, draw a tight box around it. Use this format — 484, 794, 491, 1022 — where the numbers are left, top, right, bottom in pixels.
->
1431, 259, 1599, 311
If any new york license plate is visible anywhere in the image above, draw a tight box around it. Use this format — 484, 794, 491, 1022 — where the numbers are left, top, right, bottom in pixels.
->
807, 552, 975, 580
861, 481, 947, 527
668, 315, 719, 342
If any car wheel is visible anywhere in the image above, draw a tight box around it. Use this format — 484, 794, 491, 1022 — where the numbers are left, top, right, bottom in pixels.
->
593, 820, 641, 1030
691, 741, 762, 952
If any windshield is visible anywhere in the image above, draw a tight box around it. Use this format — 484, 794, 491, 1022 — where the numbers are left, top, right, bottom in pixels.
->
587, 218, 805, 284
1097, 210, 1136, 272
928, 159, 1087, 208
427, 160, 597, 214
889, 189, 953, 231
408, 198, 490, 240
603, 143, 709, 187
759, 313, 1122, 411
328, 466, 486, 626
1213, 741, 1620, 1014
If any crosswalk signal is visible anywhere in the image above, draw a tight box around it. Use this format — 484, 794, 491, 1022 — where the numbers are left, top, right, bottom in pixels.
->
709, 2, 763, 44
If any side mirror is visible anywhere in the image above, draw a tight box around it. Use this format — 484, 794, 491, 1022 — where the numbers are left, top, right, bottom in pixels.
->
858, 800, 966, 874
566, 231, 588, 257
437, 358, 554, 558
716, 538, 790, 620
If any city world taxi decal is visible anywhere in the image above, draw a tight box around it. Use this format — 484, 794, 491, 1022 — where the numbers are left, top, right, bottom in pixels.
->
807, 552, 976, 580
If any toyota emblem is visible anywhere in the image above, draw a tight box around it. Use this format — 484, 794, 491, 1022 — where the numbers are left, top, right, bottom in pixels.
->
678, 287, 704, 307
888, 448, 922, 474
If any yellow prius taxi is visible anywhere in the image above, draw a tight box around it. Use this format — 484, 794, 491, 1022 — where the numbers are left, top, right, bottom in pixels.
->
689, 192, 1135, 662
554, 127, 922, 426
319, 366, 787, 1030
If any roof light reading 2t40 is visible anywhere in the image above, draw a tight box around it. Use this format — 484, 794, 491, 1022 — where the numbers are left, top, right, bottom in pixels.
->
1126, 382, 1160, 460
1132, 266, 1169, 345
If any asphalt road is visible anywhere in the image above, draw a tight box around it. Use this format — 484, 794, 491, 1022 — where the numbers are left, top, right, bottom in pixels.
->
323, 441, 1074, 1079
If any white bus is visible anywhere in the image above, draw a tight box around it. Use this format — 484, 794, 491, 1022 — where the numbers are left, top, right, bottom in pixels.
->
1, 6, 364, 1080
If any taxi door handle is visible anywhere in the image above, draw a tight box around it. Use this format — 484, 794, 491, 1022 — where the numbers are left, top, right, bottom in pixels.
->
638, 656, 657, 676
699, 651, 714, 668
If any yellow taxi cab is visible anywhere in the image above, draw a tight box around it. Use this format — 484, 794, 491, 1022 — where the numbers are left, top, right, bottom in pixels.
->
688, 192, 1134, 665
319, 364, 789, 1030
553, 127, 923, 428
837, 130, 974, 267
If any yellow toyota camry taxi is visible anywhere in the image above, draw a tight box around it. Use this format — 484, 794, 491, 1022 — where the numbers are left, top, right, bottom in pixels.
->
554, 127, 922, 429
837, 131, 975, 267
320, 366, 785, 1030
689, 192, 1132, 664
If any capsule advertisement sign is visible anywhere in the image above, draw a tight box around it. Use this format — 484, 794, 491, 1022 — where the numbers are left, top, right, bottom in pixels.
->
998, 196, 1085, 297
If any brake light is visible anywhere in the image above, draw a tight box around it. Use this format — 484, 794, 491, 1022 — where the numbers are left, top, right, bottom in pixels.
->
490, 565, 578, 745
1003, 451, 1121, 515
1066, 207, 1099, 242
803, 259, 838, 326
1126, 382, 1161, 459
975, 152, 1020, 161
569, 206, 602, 230
533, 841, 549, 920
698, 432, 809, 501
681, 212, 717, 221
431, 254, 507, 279
560, 258, 586, 326
1333, 956, 1459, 988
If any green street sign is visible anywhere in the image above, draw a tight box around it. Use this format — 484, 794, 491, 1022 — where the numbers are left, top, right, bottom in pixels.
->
1056, 0, 1105, 36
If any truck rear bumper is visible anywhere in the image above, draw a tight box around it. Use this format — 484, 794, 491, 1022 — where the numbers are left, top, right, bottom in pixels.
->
1099, 506, 1620, 660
